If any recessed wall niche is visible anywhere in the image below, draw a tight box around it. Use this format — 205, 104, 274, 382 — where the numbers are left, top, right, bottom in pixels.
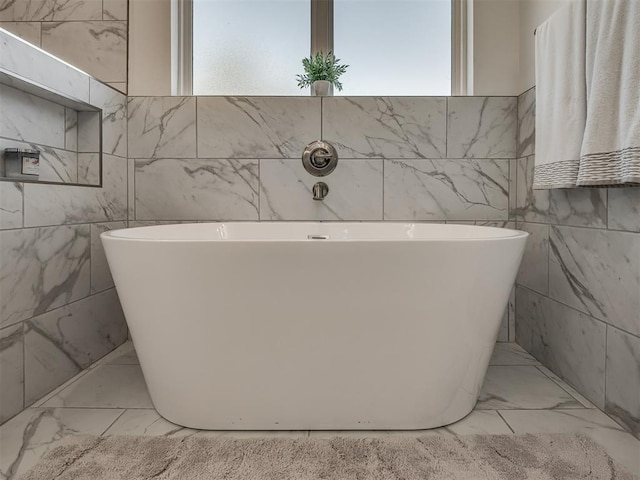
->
0, 69, 102, 186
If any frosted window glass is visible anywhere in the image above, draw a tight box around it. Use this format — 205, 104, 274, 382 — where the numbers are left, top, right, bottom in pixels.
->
193, 0, 311, 95
334, 0, 451, 96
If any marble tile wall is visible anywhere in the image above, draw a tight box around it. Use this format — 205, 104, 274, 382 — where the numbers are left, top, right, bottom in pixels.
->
0, 31, 128, 425
0, 0, 128, 92
0, 83, 101, 185
128, 94, 519, 342
514, 87, 640, 439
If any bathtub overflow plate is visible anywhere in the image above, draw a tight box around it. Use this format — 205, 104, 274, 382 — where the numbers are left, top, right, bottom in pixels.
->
302, 141, 338, 177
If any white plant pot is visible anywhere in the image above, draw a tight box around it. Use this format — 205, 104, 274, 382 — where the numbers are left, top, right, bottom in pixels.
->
311, 80, 333, 96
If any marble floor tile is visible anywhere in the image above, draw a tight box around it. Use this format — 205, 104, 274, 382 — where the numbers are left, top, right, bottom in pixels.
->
477, 366, 583, 410
102, 409, 187, 437
536, 365, 597, 409
105, 341, 139, 365
41, 364, 153, 408
489, 343, 540, 366
0, 408, 123, 480
499, 409, 640, 476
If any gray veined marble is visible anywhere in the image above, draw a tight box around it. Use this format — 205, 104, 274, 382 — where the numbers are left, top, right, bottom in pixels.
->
78, 153, 99, 185
517, 88, 535, 157
24, 289, 127, 405
447, 97, 517, 159
90, 222, 126, 293
515, 286, 607, 408
477, 365, 582, 410
0, 0, 103, 21
64, 108, 78, 151
515, 156, 608, 228
322, 97, 446, 159
0, 29, 90, 102
103, 0, 128, 20
259, 159, 383, 221
605, 327, 640, 438
0, 182, 22, 229
41, 21, 127, 83
608, 188, 640, 233
89, 79, 126, 158
197, 97, 321, 159
0, 224, 90, 328
0, 84, 65, 149
77, 110, 100, 153
128, 97, 196, 159
134, 158, 259, 221
0, 22, 41, 46
0, 407, 124, 480
0, 323, 23, 423
0, 138, 78, 184
548, 225, 640, 336
24, 154, 127, 227
515, 222, 549, 294
384, 159, 509, 221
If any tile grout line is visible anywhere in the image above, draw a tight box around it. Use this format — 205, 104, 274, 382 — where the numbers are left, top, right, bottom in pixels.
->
516, 284, 640, 340
496, 410, 515, 433
534, 365, 593, 408
100, 409, 127, 436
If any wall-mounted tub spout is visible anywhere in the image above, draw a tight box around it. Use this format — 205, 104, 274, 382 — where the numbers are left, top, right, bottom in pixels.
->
312, 182, 329, 201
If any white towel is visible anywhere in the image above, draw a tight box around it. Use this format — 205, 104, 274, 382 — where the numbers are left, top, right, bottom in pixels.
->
533, 0, 587, 189
577, 0, 640, 186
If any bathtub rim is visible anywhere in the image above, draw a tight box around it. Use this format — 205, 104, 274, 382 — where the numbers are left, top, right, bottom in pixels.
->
101, 222, 529, 243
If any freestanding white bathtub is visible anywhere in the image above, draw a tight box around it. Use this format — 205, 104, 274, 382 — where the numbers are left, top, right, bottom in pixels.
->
102, 222, 527, 431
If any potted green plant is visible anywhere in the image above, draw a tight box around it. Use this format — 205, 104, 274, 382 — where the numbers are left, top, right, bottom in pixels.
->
296, 51, 349, 96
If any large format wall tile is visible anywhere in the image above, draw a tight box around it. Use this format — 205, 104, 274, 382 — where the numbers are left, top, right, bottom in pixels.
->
197, 97, 321, 158
78, 153, 100, 185
65, 108, 78, 151
24, 154, 127, 226
0, 21, 41, 45
41, 21, 127, 83
103, 0, 128, 20
90, 79, 126, 158
260, 159, 382, 221
384, 159, 509, 221
516, 222, 549, 294
515, 286, 606, 408
447, 97, 517, 158
0, 138, 78, 184
24, 288, 127, 404
606, 327, 640, 438
517, 88, 535, 157
608, 188, 640, 233
0, 181, 23, 229
0, 323, 23, 423
0, 29, 90, 102
135, 158, 259, 221
0, 0, 103, 21
0, 84, 65, 149
0, 224, 90, 328
128, 97, 196, 159
322, 97, 446, 159
516, 156, 608, 227
90, 221, 126, 293
549, 225, 640, 336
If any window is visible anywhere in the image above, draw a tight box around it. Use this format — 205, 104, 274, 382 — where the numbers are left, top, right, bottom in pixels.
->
192, 0, 310, 95
180, 0, 462, 96
334, 0, 451, 96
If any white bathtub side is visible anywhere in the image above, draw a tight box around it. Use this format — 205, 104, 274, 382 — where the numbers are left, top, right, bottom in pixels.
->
103, 232, 527, 430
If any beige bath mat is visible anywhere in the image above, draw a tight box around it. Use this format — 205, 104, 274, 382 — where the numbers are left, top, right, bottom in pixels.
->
19, 433, 637, 479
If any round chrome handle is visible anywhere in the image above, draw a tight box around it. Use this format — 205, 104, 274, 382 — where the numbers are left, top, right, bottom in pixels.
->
302, 141, 338, 177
